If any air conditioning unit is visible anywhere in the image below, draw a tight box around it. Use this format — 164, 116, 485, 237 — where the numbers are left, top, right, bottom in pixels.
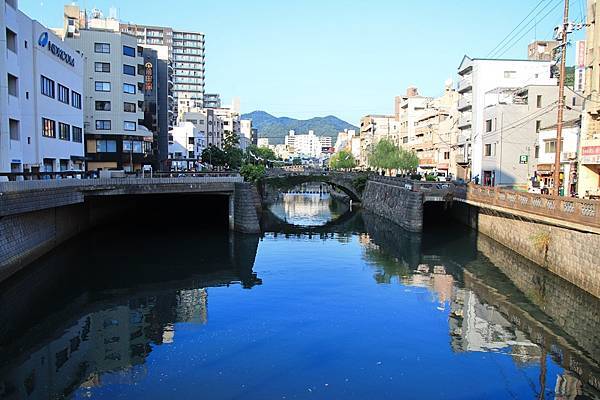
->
562, 152, 577, 160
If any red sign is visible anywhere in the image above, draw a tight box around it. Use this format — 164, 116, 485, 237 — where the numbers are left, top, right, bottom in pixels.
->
437, 163, 449, 170
582, 146, 600, 156
577, 41, 586, 68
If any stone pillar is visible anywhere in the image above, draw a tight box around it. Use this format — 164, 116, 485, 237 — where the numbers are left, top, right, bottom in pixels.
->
233, 183, 261, 234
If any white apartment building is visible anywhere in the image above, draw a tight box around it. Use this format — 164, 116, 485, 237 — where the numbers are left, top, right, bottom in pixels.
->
319, 136, 332, 149
285, 130, 322, 158
456, 56, 555, 181
60, 9, 153, 172
240, 119, 253, 149
180, 108, 224, 149
257, 138, 269, 148
168, 121, 206, 170
214, 107, 241, 149
0, 0, 84, 176
358, 115, 400, 167
395, 87, 431, 147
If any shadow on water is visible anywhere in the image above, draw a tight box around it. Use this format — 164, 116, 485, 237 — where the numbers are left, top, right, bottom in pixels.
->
0, 194, 261, 400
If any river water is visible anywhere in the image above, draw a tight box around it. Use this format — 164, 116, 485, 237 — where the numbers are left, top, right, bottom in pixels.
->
0, 191, 599, 399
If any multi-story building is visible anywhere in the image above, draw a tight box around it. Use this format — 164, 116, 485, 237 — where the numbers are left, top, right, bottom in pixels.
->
257, 138, 269, 148
120, 22, 205, 110
410, 84, 460, 177
203, 93, 221, 109
537, 119, 581, 195
481, 85, 581, 188
168, 121, 206, 170
581, 0, 600, 197
456, 56, 555, 181
358, 114, 399, 167
57, 6, 154, 172
284, 130, 322, 158
240, 119, 253, 150
180, 108, 224, 149
0, 0, 85, 176
395, 87, 431, 148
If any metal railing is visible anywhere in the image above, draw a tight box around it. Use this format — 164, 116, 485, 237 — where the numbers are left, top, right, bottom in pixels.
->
0, 173, 243, 193
456, 184, 600, 228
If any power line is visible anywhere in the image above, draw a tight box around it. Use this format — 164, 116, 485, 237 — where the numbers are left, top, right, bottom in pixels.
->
492, 0, 564, 59
486, 0, 548, 57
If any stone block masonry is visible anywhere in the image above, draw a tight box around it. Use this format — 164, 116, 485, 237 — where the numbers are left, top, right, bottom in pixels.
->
451, 202, 600, 298
361, 181, 424, 232
233, 183, 261, 234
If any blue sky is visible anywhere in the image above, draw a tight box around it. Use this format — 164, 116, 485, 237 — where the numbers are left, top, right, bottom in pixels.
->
23, 0, 585, 125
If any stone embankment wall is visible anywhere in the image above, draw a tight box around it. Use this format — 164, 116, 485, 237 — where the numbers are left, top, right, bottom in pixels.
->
451, 201, 600, 298
361, 180, 424, 232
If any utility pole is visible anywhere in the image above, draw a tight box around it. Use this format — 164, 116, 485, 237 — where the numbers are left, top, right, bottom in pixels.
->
552, 0, 569, 196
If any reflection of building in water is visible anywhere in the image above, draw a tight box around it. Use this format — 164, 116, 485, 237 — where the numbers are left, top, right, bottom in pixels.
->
0, 288, 209, 400
449, 289, 540, 363
268, 190, 343, 227
554, 373, 585, 400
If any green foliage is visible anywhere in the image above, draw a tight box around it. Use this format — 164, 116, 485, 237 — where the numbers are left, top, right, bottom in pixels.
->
292, 157, 302, 165
226, 147, 244, 170
352, 174, 368, 194
246, 145, 277, 165
368, 139, 419, 173
202, 145, 227, 167
425, 174, 437, 182
240, 164, 266, 183
223, 131, 240, 152
329, 150, 356, 170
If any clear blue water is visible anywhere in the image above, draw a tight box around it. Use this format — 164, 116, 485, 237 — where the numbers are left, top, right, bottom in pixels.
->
0, 194, 598, 399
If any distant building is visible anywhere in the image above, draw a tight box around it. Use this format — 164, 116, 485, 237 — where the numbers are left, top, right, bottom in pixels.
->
168, 121, 206, 170
395, 87, 431, 147
284, 130, 322, 158
358, 114, 399, 167
257, 138, 269, 148
180, 108, 223, 149
203, 93, 221, 109
527, 40, 559, 61
240, 119, 253, 150
0, 0, 85, 175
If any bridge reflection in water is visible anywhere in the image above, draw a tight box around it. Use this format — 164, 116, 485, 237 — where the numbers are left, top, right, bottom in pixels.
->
0, 192, 599, 399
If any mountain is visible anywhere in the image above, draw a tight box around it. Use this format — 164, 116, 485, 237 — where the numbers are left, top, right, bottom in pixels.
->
241, 111, 358, 144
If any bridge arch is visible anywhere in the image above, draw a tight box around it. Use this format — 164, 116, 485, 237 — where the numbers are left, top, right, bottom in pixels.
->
261, 173, 363, 203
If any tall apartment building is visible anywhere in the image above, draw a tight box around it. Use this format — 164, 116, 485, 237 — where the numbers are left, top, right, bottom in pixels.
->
58, 8, 154, 171
358, 114, 400, 167
480, 85, 581, 188
240, 119, 253, 150
120, 22, 205, 109
0, 0, 85, 176
581, 0, 600, 196
456, 56, 555, 181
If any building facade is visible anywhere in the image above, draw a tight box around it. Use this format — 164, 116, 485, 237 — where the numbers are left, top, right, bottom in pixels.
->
168, 121, 206, 170
0, 0, 85, 176
456, 56, 556, 181
358, 114, 400, 167
203, 93, 221, 109
61, 10, 153, 171
480, 85, 581, 188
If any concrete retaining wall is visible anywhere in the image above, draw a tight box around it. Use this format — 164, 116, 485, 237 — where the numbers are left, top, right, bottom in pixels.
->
361, 180, 424, 232
451, 201, 600, 298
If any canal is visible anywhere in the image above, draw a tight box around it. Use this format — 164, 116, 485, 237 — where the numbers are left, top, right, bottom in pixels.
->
0, 189, 599, 399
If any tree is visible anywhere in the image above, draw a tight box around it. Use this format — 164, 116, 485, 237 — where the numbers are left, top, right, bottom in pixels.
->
226, 147, 244, 170
368, 139, 401, 174
223, 130, 240, 152
399, 149, 419, 173
246, 145, 277, 165
240, 164, 266, 182
202, 145, 227, 167
329, 150, 356, 170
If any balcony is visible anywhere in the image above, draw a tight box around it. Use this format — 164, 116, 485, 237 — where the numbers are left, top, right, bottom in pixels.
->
457, 96, 472, 111
457, 77, 472, 93
458, 113, 472, 129
455, 153, 468, 164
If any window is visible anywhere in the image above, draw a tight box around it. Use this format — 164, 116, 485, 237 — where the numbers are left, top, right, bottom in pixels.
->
95, 81, 111, 92
72, 91, 82, 109
535, 145, 540, 158
96, 140, 117, 152
536, 120, 541, 133
188, 137, 195, 145
189, 151, 195, 158
123, 45, 136, 57
503, 70, 516, 78
137, 64, 145, 75
124, 102, 136, 112
96, 120, 111, 130
484, 143, 493, 157
95, 101, 111, 111
545, 139, 563, 154
72, 126, 82, 143
123, 64, 136, 76
94, 62, 110, 73
8, 74, 18, 97
123, 140, 143, 153
58, 122, 70, 140
42, 118, 56, 138
41, 75, 55, 98
444, 151, 450, 160
124, 121, 136, 131
123, 83, 136, 94
536, 95, 542, 108
485, 119, 492, 132
6, 28, 17, 53
58, 84, 69, 104
9, 119, 19, 140
94, 43, 110, 53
